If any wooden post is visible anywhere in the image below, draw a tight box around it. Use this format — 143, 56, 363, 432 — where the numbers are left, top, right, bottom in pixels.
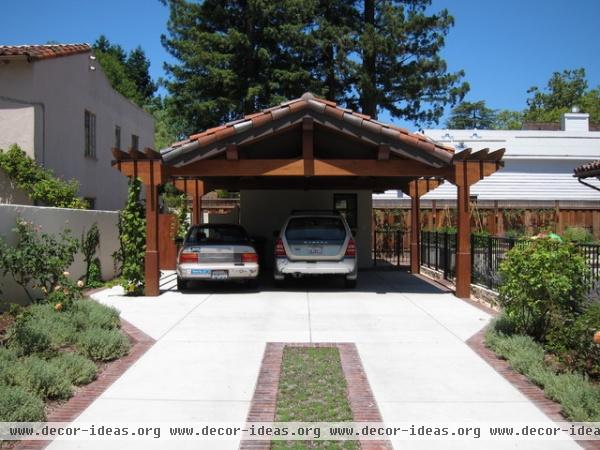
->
144, 161, 160, 297
191, 179, 205, 225
409, 181, 421, 274
432, 200, 437, 229
455, 163, 472, 299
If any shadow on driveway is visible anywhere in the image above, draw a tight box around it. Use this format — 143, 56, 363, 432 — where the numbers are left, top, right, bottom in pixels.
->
160, 269, 449, 296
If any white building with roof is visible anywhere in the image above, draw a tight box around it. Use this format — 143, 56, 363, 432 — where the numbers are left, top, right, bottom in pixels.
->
373, 111, 600, 206
0, 44, 155, 210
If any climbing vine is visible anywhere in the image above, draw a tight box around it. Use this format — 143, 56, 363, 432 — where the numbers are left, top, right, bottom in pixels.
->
80, 223, 103, 288
115, 178, 146, 295
0, 145, 87, 209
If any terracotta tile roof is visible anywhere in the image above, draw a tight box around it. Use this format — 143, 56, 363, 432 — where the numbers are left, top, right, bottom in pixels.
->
0, 44, 91, 61
574, 160, 600, 178
162, 92, 454, 164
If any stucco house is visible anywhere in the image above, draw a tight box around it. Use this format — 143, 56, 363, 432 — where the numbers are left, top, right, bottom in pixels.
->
0, 44, 154, 210
374, 110, 600, 206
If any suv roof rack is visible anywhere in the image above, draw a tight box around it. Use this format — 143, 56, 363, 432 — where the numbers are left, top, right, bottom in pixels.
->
290, 209, 342, 215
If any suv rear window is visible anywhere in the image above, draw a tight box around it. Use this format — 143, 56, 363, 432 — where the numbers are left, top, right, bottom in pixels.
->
285, 217, 346, 241
186, 226, 248, 244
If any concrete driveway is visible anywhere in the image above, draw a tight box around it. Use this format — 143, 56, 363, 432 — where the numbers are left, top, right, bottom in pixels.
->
47, 271, 577, 450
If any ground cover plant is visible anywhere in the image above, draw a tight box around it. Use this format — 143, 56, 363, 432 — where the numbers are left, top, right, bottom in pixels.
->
272, 347, 358, 450
0, 299, 129, 422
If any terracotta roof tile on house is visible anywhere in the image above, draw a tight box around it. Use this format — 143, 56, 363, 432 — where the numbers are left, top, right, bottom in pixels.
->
574, 160, 600, 178
0, 44, 91, 61
162, 92, 455, 165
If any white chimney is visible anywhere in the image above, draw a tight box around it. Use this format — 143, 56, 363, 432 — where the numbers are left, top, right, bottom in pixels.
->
561, 106, 589, 132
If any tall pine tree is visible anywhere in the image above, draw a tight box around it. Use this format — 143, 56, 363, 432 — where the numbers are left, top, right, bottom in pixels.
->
160, 0, 468, 133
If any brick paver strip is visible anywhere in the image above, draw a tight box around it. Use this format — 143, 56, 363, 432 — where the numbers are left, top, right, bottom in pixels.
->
13, 318, 155, 450
467, 328, 600, 450
240, 343, 392, 450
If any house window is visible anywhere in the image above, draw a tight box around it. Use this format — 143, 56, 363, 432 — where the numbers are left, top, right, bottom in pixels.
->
84, 197, 96, 210
131, 134, 139, 151
84, 110, 96, 158
334, 193, 357, 229
115, 126, 121, 150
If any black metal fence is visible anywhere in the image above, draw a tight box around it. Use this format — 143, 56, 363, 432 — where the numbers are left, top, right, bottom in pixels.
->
373, 229, 409, 267
419, 231, 600, 293
420, 231, 456, 280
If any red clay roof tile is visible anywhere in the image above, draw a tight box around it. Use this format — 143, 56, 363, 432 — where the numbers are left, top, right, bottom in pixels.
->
0, 44, 91, 60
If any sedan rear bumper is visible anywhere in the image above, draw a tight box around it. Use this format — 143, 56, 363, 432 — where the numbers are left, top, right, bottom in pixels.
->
275, 258, 357, 279
177, 263, 259, 280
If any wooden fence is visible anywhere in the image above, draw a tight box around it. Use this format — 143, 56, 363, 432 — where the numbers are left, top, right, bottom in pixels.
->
373, 202, 600, 239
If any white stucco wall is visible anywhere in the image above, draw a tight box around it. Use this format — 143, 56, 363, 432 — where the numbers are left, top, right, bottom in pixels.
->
0, 53, 154, 211
240, 190, 372, 268
0, 204, 119, 306
0, 100, 36, 157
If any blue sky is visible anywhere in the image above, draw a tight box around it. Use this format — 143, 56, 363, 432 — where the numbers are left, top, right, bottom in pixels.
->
2, 0, 600, 130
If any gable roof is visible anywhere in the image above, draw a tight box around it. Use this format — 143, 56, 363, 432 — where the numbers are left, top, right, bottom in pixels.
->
161, 92, 454, 167
0, 44, 90, 61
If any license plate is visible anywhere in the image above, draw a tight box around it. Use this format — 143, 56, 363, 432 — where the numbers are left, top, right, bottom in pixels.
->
211, 270, 228, 280
309, 246, 323, 255
191, 269, 210, 275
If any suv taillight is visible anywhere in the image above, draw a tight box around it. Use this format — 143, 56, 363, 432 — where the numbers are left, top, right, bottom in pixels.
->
179, 252, 198, 263
275, 238, 287, 257
345, 239, 356, 257
241, 252, 258, 263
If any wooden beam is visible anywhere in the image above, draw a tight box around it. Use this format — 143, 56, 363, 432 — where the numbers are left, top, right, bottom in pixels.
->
168, 158, 449, 178
129, 148, 147, 160
409, 180, 421, 274
226, 145, 239, 161
377, 145, 390, 160
112, 148, 129, 161
452, 149, 472, 161
144, 147, 162, 159
112, 159, 166, 185
303, 118, 314, 176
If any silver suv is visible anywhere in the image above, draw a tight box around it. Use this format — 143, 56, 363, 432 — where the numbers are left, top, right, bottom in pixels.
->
274, 211, 357, 288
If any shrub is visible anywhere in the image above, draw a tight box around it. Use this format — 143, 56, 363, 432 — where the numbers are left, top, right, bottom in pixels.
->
76, 327, 130, 361
0, 385, 45, 422
50, 353, 97, 385
81, 224, 104, 288
13, 356, 72, 400
0, 144, 87, 209
562, 226, 595, 243
498, 238, 589, 341
6, 311, 52, 356
71, 299, 120, 330
0, 347, 19, 384
0, 219, 79, 302
547, 302, 600, 378
24, 304, 77, 348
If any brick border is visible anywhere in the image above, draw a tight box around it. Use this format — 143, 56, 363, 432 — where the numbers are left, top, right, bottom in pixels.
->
467, 328, 600, 450
12, 318, 155, 450
240, 343, 392, 450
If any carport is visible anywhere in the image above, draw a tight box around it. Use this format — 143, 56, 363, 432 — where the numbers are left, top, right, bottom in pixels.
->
111, 92, 504, 298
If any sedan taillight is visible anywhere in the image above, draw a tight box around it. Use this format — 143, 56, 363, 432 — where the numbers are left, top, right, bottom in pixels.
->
241, 252, 258, 263
275, 238, 287, 257
179, 252, 198, 263
345, 239, 356, 257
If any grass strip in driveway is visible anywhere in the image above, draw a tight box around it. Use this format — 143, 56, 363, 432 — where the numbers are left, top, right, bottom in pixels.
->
272, 346, 358, 450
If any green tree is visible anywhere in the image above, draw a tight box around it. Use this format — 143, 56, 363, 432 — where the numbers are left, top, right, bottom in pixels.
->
160, 0, 469, 135
493, 110, 523, 130
92, 36, 156, 107
355, 0, 468, 121
161, 0, 319, 135
524, 68, 600, 123
446, 100, 497, 129
125, 47, 157, 105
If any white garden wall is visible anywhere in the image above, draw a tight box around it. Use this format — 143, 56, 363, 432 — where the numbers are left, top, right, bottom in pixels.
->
0, 204, 119, 306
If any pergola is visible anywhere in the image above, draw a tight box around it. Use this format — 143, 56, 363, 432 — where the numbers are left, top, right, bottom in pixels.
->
112, 93, 504, 298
